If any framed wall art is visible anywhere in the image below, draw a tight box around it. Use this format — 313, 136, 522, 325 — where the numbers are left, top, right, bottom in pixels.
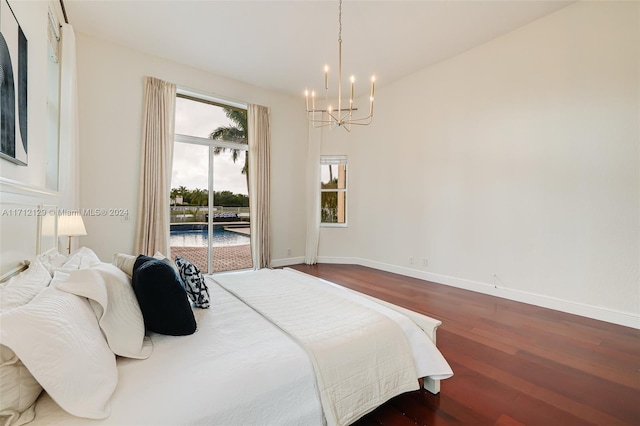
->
0, 0, 27, 166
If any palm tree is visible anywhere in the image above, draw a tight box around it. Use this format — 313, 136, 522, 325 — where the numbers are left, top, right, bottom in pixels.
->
191, 188, 208, 207
170, 188, 179, 206
209, 108, 249, 191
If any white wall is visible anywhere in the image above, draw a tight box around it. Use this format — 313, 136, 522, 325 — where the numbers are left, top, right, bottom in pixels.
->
0, 1, 72, 268
75, 34, 308, 264
317, 1, 639, 327
0, 1, 57, 187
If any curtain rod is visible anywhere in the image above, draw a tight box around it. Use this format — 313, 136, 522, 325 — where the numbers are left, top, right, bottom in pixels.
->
59, 0, 68, 24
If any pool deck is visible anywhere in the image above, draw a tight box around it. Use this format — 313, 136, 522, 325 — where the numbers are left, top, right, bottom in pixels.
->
171, 243, 252, 274
171, 221, 249, 228
170, 222, 252, 273
225, 226, 250, 235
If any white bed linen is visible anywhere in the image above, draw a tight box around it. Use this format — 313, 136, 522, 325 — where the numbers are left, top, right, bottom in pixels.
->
215, 268, 420, 426
29, 280, 324, 426
30, 268, 452, 426
282, 268, 453, 380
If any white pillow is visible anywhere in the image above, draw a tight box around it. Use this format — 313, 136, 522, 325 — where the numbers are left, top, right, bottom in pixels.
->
0, 259, 51, 312
37, 251, 68, 274
0, 344, 41, 426
113, 252, 177, 277
113, 253, 136, 277
61, 247, 102, 270
153, 251, 180, 274
153, 251, 171, 263
0, 285, 117, 419
55, 264, 152, 359
0, 260, 51, 425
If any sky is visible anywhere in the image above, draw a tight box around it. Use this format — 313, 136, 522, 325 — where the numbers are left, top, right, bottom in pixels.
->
171, 97, 248, 196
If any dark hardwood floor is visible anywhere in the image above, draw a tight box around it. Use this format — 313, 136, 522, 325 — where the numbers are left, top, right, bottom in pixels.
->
289, 264, 640, 426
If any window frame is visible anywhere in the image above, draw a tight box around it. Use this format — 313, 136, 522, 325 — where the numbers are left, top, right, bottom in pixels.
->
320, 155, 348, 228
173, 88, 249, 272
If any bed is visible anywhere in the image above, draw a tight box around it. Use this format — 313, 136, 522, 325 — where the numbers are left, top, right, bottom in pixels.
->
0, 191, 452, 426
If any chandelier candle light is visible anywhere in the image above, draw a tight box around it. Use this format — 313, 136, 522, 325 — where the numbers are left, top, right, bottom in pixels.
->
305, 0, 375, 131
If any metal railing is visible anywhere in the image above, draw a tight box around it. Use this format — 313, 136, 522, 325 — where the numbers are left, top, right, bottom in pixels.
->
170, 206, 249, 223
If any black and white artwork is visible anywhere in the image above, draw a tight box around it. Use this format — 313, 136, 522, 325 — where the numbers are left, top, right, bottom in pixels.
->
0, 0, 27, 166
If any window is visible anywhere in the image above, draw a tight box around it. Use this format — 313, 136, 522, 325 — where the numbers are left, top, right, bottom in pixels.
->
170, 90, 251, 273
320, 155, 347, 227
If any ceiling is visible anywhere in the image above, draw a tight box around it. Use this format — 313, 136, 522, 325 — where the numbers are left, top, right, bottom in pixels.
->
64, 0, 574, 98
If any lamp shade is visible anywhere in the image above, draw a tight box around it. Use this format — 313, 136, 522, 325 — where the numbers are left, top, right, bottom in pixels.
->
58, 215, 87, 237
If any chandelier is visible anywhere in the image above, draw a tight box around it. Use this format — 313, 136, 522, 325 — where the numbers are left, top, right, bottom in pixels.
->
305, 0, 375, 131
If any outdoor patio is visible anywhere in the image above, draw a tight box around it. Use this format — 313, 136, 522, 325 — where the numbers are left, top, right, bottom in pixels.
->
171, 244, 252, 274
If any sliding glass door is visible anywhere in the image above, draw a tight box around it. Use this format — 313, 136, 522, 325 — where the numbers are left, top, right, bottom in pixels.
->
170, 94, 251, 273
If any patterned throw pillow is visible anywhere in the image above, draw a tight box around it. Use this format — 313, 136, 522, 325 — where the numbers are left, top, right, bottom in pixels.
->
174, 257, 210, 309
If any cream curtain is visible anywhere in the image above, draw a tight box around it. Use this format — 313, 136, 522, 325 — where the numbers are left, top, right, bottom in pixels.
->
134, 77, 176, 256
304, 125, 322, 264
248, 104, 271, 269
58, 24, 80, 253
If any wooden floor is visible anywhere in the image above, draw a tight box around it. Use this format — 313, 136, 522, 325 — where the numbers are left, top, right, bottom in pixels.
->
289, 264, 640, 426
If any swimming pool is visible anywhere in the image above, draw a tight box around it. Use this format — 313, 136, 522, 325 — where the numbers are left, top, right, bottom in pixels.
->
170, 228, 250, 247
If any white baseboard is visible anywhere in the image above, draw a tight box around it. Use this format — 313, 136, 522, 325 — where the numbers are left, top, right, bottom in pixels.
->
271, 256, 305, 268
316, 256, 359, 265
316, 256, 640, 330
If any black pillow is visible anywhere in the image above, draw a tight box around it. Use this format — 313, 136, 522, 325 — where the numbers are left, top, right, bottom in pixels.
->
133, 254, 155, 271
132, 255, 196, 336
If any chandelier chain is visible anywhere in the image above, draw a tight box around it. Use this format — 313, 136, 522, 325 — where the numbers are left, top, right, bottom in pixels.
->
338, 0, 342, 43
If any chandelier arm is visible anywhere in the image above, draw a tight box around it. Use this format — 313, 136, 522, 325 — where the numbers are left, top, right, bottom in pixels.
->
307, 111, 343, 124
327, 110, 340, 122
312, 121, 336, 128
307, 116, 340, 124
309, 108, 358, 113
307, 107, 358, 113
346, 115, 373, 122
346, 119, 373, 126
